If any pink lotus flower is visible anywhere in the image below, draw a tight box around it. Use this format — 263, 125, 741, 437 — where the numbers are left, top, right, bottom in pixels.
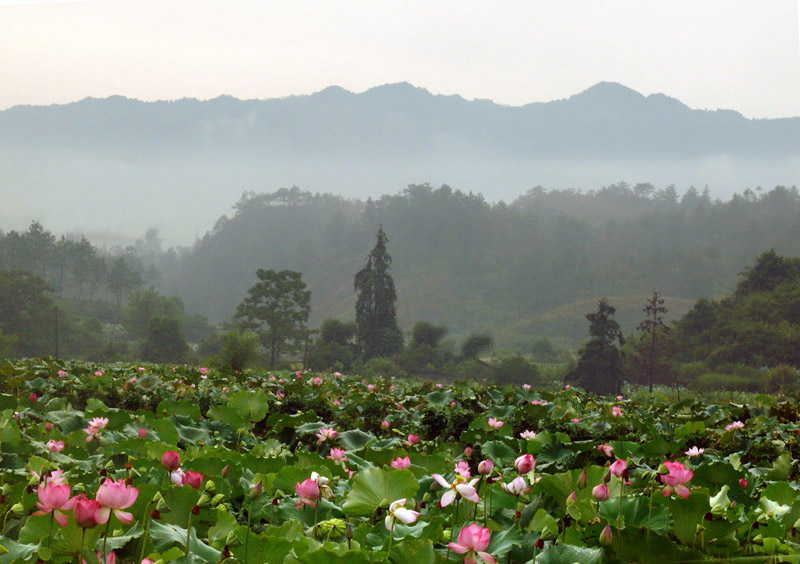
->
685, 446, 704, 457
95, 478, 139, 525
332, 399, 341, 407
32, 468, 67, 486
599, 524, 613, 546
725, 421, 745, 432
478, 459, 494, 475
138, 428, 147, 439
327, 448, 348, 464
316, 427, 338, 444
431, 474, 480, 506
381, 420, 391, 429
522, 384, 531, 390
47, 439, 64, 453
295, 478, 321, 508
367, 384, 375, 392
333, 371, 342, 377
592, 483, 610, 501
609, 459, 627, 478
487, 418, 504, 430
182, 471, 204, 489
616, 395, 624, 401
514, 454, 535, 474
451, 401, 457, 407
73, 494, 101, 528
199, 367, 208, 375
83, 417, 109, 442
404, 434, 420, 447
94, 371, 103, 377
739, 478, 748, 488
571, 418, 581, 423
45, 422, 52, 432
611, 406, 623, 417
464, 446, 473, 457
29, 393, 38, 403
161, 450, 181, 471
660, 461, 693, 499
597, 443, 614, 457
391, 456, 412, 470
519, 430, 536, 440
448, 523, 496, 564
57, 370, 67, 378
455, 461, 471, 479
83, 551, 116, 564
564, 384, 571, 390
500, 476, 529, 496
170, 468, 185, 486
384, 498, 420, 530
34, 482, 76, 527
138, 366, 146, 373
312, 377, 323, 386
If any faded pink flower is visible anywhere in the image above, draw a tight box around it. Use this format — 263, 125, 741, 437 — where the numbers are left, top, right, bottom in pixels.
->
685, 446, 704, 457
431, 474, 480, 506
597, 443, 614, 457
455, 461, 471, 479
367, 384, 375, 392
609, 459, 627, 478
316, 427, 338, 444
312, 377, 323, 386
611, 406, 623, 417
487, 418, 504, 430
57, 370, 67, 378
84, 417, 109, 442
327, 448, 348, 464
390, 456, 412, 470
501, 476, 529, 496
295, 478, 321, 508
725, 421, 745, 432
571, 418, 581, 423
519, 430, 536, 440
384, 498, 420, 530
199, 367, 208, 374
47, 439, 64, 453
403, 434, 420, 446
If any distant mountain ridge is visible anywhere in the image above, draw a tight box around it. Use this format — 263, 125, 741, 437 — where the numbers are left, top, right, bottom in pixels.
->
2, 81, 798, 159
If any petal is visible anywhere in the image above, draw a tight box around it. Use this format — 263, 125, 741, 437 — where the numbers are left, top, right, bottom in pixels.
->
54, 510, 68, 528
395, 508, 419, 524
431, 474, 450, 488
114, 509, 134, 524
675, 485, 691, 499
384, 515, 393, 531
95, 507, 111, 524
478, 551, 497, 563
662, 486, 672, 497
440, 489, 456, 507
447, 543, 468, 554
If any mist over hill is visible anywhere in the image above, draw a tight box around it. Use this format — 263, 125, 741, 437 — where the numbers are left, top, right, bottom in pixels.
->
2, 82, 798, 244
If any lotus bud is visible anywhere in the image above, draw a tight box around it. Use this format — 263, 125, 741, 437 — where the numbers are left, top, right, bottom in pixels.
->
599, 524, 613, 546
249, 481, 263, 499
221, 465, 230, 478
478, 459, 494, 475
577, 469, 588, 489
566, 490, 578, 505
346, 524, 353, 540
592, 483, 610, 501
10, 503, 24, 517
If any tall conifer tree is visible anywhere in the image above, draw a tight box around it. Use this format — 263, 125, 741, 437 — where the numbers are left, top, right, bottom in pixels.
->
354, 227, 403, 359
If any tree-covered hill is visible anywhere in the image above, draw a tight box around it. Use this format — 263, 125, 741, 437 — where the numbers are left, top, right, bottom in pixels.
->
161, 183, 800, 350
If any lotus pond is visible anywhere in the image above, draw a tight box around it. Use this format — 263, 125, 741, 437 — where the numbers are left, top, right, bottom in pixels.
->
1, 359, 799, 563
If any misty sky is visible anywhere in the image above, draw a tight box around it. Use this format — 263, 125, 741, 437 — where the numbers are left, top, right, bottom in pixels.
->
2, 0, 799, 118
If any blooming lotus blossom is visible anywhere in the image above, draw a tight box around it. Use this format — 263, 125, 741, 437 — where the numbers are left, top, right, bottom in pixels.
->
83, 417, 109, 442
725, 421, 745, 432
295, 478, 321, 508
609, 459, 627, 478
522, 384, 531, 390
660, 461, 693, 499
73, 494, 101, 528
138, 367, 146, 373
500, 476, 529, 496
431, 474, 480, 506
182, 471, 204, 489
34, 482, 76, 527
316, 427, 338, 444
57, 370, 67, 378
519, 430, 537, 440
478, 459, 494, 475
327, 448, 348, 464
161, 450, 181, 471
514, 454, 535, 474
312, 377, 323, 386
455, 461, 471, 479
592, 483, 610, 501
199, 367, 208, 375
94, 371, 103, 377
47, 439, 64, 453
384, 498, 420, 531
616, 395, 624, 401
597, 443, 614, 457
403, 434, 420, 447
611, 406, 623, 417
448, 523, 496, 564
391, 456, 411, 470
95, 478, 139, 525
571, 418, 581, 423
685, 446, 704, 457
487, 418, 504, 430
531, 399, 549, 406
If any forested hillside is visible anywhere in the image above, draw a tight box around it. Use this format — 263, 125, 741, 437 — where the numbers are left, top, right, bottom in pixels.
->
161, 183, 800, 350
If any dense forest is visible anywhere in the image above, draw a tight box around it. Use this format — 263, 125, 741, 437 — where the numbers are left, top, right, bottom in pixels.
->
2, 182, 800, 392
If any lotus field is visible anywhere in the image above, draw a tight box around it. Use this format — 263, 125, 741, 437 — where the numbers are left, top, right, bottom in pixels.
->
2, 360, 800, 563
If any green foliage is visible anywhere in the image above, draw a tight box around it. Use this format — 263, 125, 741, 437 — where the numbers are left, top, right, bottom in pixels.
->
0, 270, 53, 357
235, 269, 311, 368
494, 355, 538, 386
354, 228, 403, 360
461, 333, 493, 359
307, 319, 356, 371
140, 317, 188, 363
568, 298, 625, 395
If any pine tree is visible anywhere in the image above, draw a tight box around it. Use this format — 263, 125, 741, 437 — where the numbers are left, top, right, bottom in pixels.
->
354, 227, 403, 360
637, 291, 669, 392
568, 298, 625, 395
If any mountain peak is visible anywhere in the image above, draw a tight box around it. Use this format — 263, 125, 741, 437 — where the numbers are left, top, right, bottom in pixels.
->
569, 82, 645, 104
